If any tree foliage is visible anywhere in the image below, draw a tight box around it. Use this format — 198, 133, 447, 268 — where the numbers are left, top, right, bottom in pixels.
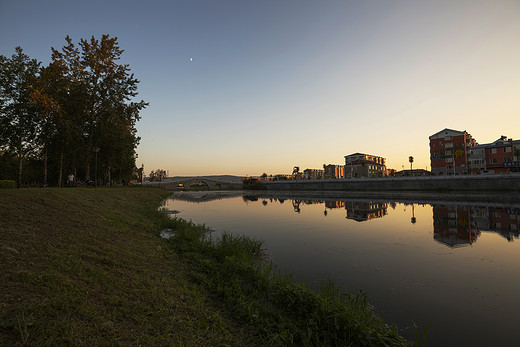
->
0, 47, 41, 187
149, 169, 167, 182
0, 35, 147, 187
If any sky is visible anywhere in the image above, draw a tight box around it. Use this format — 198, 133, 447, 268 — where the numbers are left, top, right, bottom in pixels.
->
1, 0, 519, 176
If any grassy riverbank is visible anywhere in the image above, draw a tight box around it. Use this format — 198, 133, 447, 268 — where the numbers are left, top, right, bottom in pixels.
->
0, 187, 411, 346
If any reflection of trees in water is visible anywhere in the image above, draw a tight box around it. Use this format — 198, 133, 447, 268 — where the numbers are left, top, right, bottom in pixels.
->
292, 200, 301, 213
242, 195, 259, 202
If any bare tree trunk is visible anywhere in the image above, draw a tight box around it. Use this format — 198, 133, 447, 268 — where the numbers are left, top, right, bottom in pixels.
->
85, 162, 90, 181
58, 150, 64, 188
43, 147, 48, 187
17, 109, 24, 188
17, 154, 23, 188
85, 137, 92, 181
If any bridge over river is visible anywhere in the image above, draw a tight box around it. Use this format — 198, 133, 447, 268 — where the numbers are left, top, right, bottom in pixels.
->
145, 176, 243, 191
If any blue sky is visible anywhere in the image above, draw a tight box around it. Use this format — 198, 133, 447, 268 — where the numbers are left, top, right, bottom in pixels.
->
1, 0, 519, 176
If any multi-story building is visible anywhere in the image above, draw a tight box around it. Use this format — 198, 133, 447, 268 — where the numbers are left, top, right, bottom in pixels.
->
303, 168, 324, 180
344, 153, 386, 178
323, 164, 344, 179
429, 128, 477, 175
469, 136, 520, 174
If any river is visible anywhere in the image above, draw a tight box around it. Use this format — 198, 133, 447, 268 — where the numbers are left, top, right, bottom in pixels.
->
161, 190, 520, 346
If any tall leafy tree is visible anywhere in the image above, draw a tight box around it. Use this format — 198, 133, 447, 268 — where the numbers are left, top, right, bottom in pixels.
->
29, 62, 68, 186
50, 36, 90, 186
51, 35, 147, 184
0, 47, 41, 187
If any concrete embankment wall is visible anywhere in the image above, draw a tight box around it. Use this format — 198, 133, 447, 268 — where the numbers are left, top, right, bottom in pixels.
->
263, 174, 520, 192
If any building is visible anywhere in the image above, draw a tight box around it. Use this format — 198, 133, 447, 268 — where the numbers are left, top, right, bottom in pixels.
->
429, 128, 477, 175
469, 136, 520, 174
344, 153, 386, 178
303, 168, 324, 180
323, 164, 344, 179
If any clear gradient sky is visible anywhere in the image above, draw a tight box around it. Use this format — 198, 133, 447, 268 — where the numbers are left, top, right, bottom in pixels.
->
1, 0, 519, 176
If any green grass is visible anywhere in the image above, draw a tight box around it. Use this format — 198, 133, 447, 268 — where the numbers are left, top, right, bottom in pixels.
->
0, 187, 257, 346
1, 187, 414, 346
168, 218, 412, 346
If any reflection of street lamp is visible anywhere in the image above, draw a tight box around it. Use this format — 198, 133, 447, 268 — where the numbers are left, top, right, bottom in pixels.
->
94, 147, 100, 187
411, 204, 416, 224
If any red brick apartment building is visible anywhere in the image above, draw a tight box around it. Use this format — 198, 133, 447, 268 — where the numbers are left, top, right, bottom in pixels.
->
429, 128, 477, 175
323, 164, 344, 179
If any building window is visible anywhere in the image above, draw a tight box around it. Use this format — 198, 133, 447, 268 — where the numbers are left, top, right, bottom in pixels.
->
445, 158, 453, 163
490, 158, 498, 164
445, 143, 453, 148
504, 147, 512, 153
490, 148, 497, 154
445, 136, 452, 140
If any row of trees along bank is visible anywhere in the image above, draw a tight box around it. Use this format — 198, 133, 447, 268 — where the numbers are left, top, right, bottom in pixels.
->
0, 35, 147, 187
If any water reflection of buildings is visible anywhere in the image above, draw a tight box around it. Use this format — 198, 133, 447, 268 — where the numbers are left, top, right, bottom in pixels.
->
345, 201, 388, 222
475, 206, 520, 241
433, 205, 520, 247
325, 201, 345, 209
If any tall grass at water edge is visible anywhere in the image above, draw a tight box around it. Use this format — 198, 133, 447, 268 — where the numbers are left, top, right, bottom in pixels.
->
164, 214, 419, 346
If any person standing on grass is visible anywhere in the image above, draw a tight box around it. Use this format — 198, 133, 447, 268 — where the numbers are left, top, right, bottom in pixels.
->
68, 173, 74, 187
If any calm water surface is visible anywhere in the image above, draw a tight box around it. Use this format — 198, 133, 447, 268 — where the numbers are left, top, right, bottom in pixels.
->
161, 191, 520, 346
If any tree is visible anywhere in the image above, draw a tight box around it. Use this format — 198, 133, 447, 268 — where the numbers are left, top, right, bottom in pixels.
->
51, 35, 147, 184
0, 47, 41, 187
76, 35, 147, 182
454, 149, 464, 159
149, 169, 167, 182
29, 62, 68, 187
0, 36, 146, 187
